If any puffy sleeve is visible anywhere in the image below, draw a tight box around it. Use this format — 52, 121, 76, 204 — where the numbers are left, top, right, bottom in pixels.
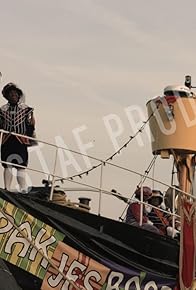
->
129, 203, 148, 223
26, 107, 35, 136
0, 109, 4, 129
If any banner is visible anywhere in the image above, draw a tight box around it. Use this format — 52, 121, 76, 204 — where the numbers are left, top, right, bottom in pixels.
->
0, 197, 177, 289
41, 242, 176, 290
0, 197, 64, 279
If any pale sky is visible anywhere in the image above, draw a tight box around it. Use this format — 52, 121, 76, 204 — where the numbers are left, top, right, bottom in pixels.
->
1, 0, 196, 219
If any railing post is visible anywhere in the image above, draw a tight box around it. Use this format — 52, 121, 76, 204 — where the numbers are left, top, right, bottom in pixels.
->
171, 186, 176, 238
98, 162, 104, 216
49, 147, 58, 201
139, 185, 144, 226
0, 130, 2, 163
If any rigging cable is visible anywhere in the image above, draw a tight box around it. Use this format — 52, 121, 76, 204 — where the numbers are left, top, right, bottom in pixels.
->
118, 154, 158, 222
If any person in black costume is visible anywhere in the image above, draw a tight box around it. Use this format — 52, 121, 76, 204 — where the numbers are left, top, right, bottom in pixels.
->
0, 83, 36, 192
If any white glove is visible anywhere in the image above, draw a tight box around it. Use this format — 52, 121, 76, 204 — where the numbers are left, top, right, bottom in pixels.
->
147, 219, 153, 226
166, 226, 180, 237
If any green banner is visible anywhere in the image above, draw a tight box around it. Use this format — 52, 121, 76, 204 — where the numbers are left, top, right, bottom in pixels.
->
0, 197, 64, 279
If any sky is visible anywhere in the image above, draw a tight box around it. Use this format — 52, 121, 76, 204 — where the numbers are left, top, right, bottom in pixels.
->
1, 0, 196, 219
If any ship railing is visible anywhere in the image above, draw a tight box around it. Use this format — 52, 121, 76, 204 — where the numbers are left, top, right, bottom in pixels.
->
0, 129, 195, 238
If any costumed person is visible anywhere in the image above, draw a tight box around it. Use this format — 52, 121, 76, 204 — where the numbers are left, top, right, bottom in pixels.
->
0, 83, 36, 192
148, 190, 180, 237
125, 186, 160, 234
164, 185, 180, 213
164, 185, 181, 232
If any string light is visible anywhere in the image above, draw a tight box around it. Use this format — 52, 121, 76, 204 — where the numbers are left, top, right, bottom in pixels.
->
58, 107, 158, 182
